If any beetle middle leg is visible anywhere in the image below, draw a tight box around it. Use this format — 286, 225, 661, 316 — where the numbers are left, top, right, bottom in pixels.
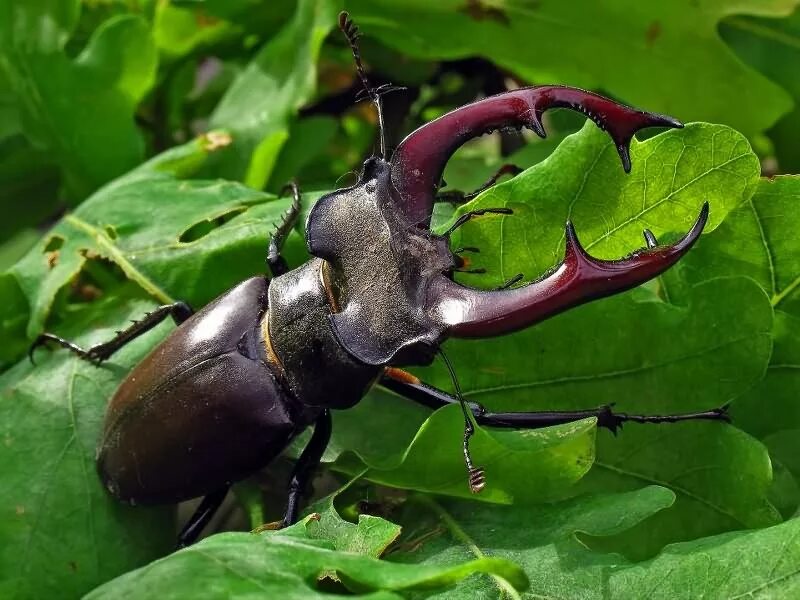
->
176, 485, 229, 549
280, 409, 332, 527
267, 181, 302, 277
29, 301, 194, 364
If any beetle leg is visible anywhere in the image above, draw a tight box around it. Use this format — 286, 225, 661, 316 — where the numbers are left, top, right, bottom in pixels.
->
380, 371, 731, 436
280, 409, 332, 527
29, 301, 194, 365
442, 207, 513, 237
267, 181, 302, 277
436, 164, 523, 205
495, 273, 525, 290
176, 486, 229, 549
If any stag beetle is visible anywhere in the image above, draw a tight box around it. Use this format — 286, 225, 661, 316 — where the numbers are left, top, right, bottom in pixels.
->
30, 13, 724, 548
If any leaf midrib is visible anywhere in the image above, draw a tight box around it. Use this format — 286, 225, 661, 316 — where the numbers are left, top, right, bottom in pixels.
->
65, 214, 174, 305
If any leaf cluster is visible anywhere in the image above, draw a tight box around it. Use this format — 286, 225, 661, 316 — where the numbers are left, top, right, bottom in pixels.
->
2, 1, 800, 598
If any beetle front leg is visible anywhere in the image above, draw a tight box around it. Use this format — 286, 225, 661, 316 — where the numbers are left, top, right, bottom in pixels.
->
29, 301, 194, 364
380, 369, 730, 435
267, 181, 302, 278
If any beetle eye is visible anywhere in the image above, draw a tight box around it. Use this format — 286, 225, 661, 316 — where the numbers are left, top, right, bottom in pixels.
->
360, 156, 386, 182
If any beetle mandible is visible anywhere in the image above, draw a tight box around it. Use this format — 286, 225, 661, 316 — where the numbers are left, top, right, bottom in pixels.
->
31, 13, 724, 548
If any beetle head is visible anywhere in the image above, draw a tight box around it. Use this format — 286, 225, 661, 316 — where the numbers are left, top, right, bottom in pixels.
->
306, 156, 456, 366
305, 84, 709, 368
305, 15, 707, 367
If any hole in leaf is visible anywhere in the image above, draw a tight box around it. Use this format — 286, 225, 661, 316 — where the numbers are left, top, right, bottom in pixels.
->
67, 254, 128, 304
314, 574, 350, 593
43, 235, 65, 269
178, 206, 249, 243
43, 235, 64, 252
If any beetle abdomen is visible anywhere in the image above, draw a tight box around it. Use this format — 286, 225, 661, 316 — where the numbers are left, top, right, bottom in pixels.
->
97, 277, 310, 505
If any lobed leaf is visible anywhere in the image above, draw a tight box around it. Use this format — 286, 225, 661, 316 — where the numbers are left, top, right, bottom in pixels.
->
344, 0, 797, 137
388, 487, 800, 599
85, 529, 528, 599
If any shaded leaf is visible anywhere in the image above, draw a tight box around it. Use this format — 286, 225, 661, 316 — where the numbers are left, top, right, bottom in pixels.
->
721, 12, 800, 171
0, 299, 175, 599
85, 528, 528, 599
0, 2, 157, 198
207, 0, 340, 187
389, 487, 800, 599
346, 0, 796, 136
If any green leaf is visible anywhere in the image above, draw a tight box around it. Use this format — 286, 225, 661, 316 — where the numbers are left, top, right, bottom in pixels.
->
0, 2, 158, 198
207, 0, 339, 187
345, 0, 795, 136
721, 12, 800, 171
390, 487, 675, 598
153, 1, 240, 59
0, 299, 175, 599
399, 123, 774, 553
6, 133, 282, 340
331, 401, 597, 504
298, 476, 402, 558
673, 176, 800, 466
388, 488, 800, 599
84, 529, 528, 599
175, 0, 297, 37
578, 419, 779, 560
443, 122, 758, 290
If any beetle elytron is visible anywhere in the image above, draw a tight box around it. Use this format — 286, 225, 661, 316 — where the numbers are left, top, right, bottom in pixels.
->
31, 13, 725, 547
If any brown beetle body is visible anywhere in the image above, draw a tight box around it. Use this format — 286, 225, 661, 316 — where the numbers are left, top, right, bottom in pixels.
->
97, 278, 303, 504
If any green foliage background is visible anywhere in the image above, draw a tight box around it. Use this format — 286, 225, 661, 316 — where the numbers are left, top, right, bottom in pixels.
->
2, 0, 800, 598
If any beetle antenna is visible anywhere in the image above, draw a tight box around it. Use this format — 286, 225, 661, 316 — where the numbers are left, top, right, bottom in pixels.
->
339, 11, 392, 160
438, 349, 486, 493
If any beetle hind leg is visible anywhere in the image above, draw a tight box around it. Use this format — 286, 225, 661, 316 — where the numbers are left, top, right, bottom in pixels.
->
380, 370, 730, 491
29, 301, 194, 364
